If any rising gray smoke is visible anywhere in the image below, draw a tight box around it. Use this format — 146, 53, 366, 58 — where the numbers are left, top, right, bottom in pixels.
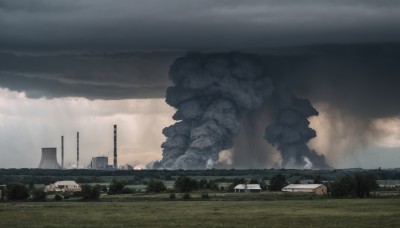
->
159, 53, 273, 169
264, 87, 329, 169
160, 52, 329, 169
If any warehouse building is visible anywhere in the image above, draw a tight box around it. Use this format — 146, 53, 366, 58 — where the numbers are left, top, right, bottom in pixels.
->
282, 184, 327, 195
233, 184, 262, 193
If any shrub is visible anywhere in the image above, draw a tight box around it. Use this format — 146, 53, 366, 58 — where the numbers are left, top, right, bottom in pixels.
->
201, 192, 209, 199
121, 187, 135, 194
199, 179, 219, 191
98, 185, 108, 193
64, 194, 70, 200
108, 179, 127, 195
6, 182, 30, 201
249, 179, 259, 184
54, 194, 63, 201
259, 180, 268, 191
174, 176, 199, 193
169, 193, 176, 199
331, 172, 379, 198
146, 179, 167, 193
269, 174, 287, 191
31, 189, 47, 202
182, 193, 191, 200
81, 185, 101, 200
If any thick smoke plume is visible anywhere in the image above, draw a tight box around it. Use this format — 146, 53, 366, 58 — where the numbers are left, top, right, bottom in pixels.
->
265, 87, 329, 169
159, 53, 328, 169
159, 53, 273, 169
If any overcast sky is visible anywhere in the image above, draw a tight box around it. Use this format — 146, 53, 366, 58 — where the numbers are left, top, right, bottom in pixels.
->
0, 0, 400, 168
1, 0, 400, 51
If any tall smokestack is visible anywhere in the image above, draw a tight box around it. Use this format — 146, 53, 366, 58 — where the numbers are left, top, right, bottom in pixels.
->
61, 136, 64, 169
77, 132, 79, 169
114, 125, 117, 169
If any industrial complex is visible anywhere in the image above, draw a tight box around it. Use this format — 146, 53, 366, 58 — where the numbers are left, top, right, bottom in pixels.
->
38, 125, 121, 170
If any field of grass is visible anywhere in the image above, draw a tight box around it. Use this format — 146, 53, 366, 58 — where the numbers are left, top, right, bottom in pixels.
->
99, 191, 323, 201
1, 198, 399, 227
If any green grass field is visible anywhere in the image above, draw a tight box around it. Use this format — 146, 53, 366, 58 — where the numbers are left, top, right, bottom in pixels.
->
1, 198, 399, 227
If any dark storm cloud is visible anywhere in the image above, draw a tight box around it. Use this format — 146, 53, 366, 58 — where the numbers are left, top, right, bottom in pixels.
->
0, 51, 181, 99
1, 0, 400, 51
257, 43, 400, 118
1, 43, 400, 120
0, 0, 399, 118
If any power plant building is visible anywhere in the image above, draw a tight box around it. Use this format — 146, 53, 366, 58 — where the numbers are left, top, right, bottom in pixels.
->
38, 148, 61, 169
90, 156, 111, 170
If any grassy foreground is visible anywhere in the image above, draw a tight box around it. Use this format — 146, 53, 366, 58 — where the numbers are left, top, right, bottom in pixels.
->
1, 199, 399, 227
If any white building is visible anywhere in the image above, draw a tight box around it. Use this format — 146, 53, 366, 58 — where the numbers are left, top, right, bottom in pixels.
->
45, 181, 81, 193
233, 184, 262, 193
282, 184, 327, 195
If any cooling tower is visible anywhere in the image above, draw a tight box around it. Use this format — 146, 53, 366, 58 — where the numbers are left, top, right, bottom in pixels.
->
38, 148, 61, 169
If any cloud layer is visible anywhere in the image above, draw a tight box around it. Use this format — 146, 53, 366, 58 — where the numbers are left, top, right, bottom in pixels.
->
1, 0, 400, 51
1, 43, 400, 119
0, 51, 180, 99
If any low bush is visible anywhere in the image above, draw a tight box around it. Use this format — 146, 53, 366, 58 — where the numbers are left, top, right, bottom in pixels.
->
182, 193, 191, 200
169, 193, 176, 199
31, 189, 47, 202
6, 182, 29, 201
121, 187, 135, 194
146, 179, 167, 193
201, 192, 209, 199
81, 185, 101, 200
54, 194, 63, 201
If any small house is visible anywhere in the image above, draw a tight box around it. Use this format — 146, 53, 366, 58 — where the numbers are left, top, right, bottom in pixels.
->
233, 184, 262, 193
282, 184, 327, 195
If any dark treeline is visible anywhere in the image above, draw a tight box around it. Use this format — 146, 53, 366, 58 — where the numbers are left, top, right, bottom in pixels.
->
0, 168, 399, 185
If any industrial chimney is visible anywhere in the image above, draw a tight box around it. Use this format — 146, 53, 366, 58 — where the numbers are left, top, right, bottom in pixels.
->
77, 132, 79, 169
38, 148, 61, 169
114, 125, 117, 169
61, 136, 64, 169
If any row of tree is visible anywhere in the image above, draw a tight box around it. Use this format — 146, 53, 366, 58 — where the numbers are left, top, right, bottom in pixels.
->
1, 168, 398, 183
164, 172, 379, 198
1, 172, 381, 201
330, 173, 379, 198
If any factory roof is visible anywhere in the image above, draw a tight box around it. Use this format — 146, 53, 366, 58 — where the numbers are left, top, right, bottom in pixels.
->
233, 184, 261, 190
93, 156, 108, 159
282, 184, 323, 190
